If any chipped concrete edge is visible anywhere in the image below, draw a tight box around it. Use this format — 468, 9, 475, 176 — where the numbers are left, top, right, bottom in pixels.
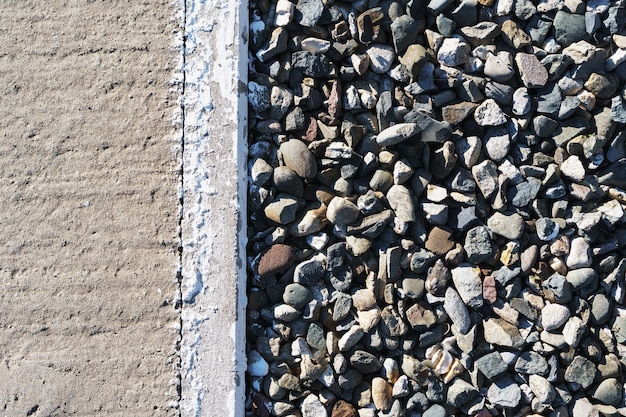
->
179, 0, 248, 414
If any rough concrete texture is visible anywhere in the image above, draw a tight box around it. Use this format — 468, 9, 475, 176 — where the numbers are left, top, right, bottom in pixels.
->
0, 1, 181, 415
179, 0, 248, 414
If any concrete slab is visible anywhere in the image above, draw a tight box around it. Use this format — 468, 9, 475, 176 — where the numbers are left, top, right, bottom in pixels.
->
179, 0, 248, 415
0, 1, 180, 415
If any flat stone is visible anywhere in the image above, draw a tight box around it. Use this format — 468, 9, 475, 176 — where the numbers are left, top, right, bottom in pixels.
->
501, 20, 531, 49
483, 318, 524, 348
444, 287, 472, 334
487, 211, 524, 239
566, 268, 597, 290
564, 356, 595, 389
447, 379, 478, 407
406, 303, 437, 330
465, 225, 494, 264
257, 244, 295, 278
403, 109, 453, 143
515, 52, 549, 88
376, 123, 420, 146
475, 352, 508, 379
350, 350, 382, 374
387, 185, 416, 223
554, 11, 588, 46
514, 351, 549, 375
301, 394, 328, 417
442, 102, 478, 125
566, 237, 591, 269
472, 160, 499, 198
426, 227, 455, 256
487, 377, 521, 408
451, 264, 483, 308
484, 53, 515, 82
326, 197, 360, 226
591, 294, 611, 326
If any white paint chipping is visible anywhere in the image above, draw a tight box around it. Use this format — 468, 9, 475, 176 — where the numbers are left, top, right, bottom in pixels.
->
178, 0, 248, 414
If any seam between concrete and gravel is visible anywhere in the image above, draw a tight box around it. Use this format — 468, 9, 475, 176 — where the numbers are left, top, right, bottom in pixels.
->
178, 0, 248, 415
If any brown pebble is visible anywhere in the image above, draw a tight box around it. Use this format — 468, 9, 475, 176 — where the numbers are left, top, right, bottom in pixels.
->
425, 227, 455, 256
256, 244, 295, 278
332, 400, 358, 417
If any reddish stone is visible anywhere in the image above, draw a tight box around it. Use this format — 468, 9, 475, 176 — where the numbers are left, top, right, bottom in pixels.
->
328, 80, 342, 118
302, 116, 318, 142
332, 400, 358, 417
483, 274, 497, 304
256, 244, 295, 278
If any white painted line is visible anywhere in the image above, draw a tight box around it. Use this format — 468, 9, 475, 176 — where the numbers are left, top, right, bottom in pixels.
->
178, 0, 248, 414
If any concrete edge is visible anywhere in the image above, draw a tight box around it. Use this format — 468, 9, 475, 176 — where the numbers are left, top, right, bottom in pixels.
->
179, 0, 248, 415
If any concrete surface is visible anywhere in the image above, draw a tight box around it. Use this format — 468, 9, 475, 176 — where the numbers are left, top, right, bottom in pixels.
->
179, 0, 248, 415
0, 1, 181, 415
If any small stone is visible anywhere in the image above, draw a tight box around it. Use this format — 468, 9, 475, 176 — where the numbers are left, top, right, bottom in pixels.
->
426, 227, 455, 256
564, 356, 595, 389
283, 283, 311, 309
451, 264, 483, 308
350, 350, 382, 374
472, 160, 499, 198
591, 294, 611, 326
248, 350, 269, 376
487, 211, 524, 239
387, 185, 416, 223
461, 22, 501, 45
406, 303, 437, 329
484, 53, 515, 83
487, 378, 521, 408
514, 351, 549, 375
301, 394, 328, 417
264, 194, 300, 224
566, 268, 597, 290
274, 0, 294, 26
422, 404, 446, 417
533, 115, 558, 138
257, 244, 295, 278
367, 44, 396, 74
541, 303, 570, 331
534, 217, 561, 244
474, 98, 507, 126
561, 155, 586, 181
442, 102, 478, 125
483, 318, 524, 348
437, 36, 471, 67
563, 316, 585, 347
465, 225, 494, 264
566, 237, 591, 269
512, 87, 531, 115
391, 15, 419, 54
332, 400, 357, 417
447, 379, 478, 407
554, 11, 588, 46
542, 273, 572, 303
475, 352, 508, 379
584, 72, 618, 99
444, 287, 472, 334
483, 126, 510, 162
372, 377, 392, 411
292, 51, 333, 77
611, 96, 626, 123
501, 20, 531, 49
572, 398, 599, 417
376, 123, 421, 146
528, 375, 555, 404
326, 197, 360, 226
592, 378, 623, 406
457, 136, 482, 168
515, 52, 549, 88
280, 139, 318, 179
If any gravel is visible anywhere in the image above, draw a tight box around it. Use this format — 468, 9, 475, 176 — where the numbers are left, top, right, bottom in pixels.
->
246, 0, 626, 414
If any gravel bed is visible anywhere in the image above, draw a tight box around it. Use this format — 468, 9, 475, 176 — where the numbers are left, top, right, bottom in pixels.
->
245, 0, 626, 415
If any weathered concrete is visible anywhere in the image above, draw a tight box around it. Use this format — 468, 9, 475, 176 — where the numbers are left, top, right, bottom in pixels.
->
0, 1, 180, 415
179, 0, 248, 415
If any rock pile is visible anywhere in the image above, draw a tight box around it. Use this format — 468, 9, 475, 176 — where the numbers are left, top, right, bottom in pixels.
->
246, 0, 626, 415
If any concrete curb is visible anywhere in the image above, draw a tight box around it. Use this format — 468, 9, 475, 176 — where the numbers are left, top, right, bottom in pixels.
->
179, 0, 248, 415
